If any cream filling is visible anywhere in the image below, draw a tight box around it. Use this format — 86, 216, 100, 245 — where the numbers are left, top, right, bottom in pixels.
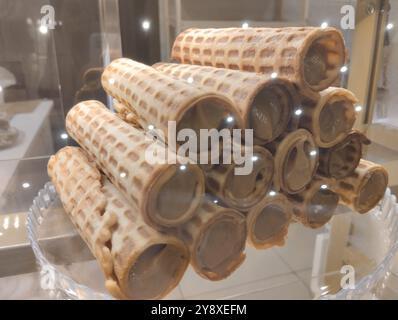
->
249, 85, 292, 142
127, 244, 186, 299
253, 205, 287, 242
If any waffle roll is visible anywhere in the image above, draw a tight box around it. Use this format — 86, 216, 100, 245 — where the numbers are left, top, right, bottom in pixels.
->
171, 27, 346, 99
267, 129, 318, 194
246, 193, 292, 249
101, 58, 244, 153
205, 146, 274, 211
300, 87, 357, 148
330, 159, 388, 214
153, 62, 298, 144
178, 200, 246, 280
318, 131, 370, 179
287, 176, 339, 228
47, 147, 190, 300
66, 100, 205, 229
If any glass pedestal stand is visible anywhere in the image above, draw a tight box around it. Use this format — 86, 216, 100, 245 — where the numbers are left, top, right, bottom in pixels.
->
27, 183, 398, 300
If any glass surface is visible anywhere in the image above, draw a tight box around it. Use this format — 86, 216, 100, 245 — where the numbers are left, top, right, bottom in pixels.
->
367, 1, 398, 192
0, 0, 65, 163
0, 156, 50, 214
373, 3, 398, 126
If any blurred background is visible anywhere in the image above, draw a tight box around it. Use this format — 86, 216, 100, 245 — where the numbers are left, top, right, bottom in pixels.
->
0, 0, 397, 299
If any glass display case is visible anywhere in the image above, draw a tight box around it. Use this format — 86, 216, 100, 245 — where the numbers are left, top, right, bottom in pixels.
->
0, 0, 398, 300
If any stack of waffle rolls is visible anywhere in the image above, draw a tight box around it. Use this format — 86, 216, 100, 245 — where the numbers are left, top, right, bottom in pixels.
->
48, 146, 190, 300
246, 193, 292, 249
153, 62, 298, 144
65, 100, 205, 229
46, 25, 390, 300
171, 27, 346, 100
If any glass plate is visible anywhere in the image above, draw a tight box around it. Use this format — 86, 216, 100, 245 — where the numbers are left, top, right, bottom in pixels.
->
27, 182, 398, 300
27, 182, 111, 299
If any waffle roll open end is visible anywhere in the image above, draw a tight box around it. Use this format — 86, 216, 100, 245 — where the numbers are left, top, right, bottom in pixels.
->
179, 200, 247, 281
205, 146, 274, 211
246, 193, 292, 249
269, 129, 318, 194
287, 176, 339, 228
330, 159, 388, 214
171, 27, 346, 99
318, 130, 370, 179
65, 100, 205, 229
48, 147, 190, 299
300, 87, 357, 148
